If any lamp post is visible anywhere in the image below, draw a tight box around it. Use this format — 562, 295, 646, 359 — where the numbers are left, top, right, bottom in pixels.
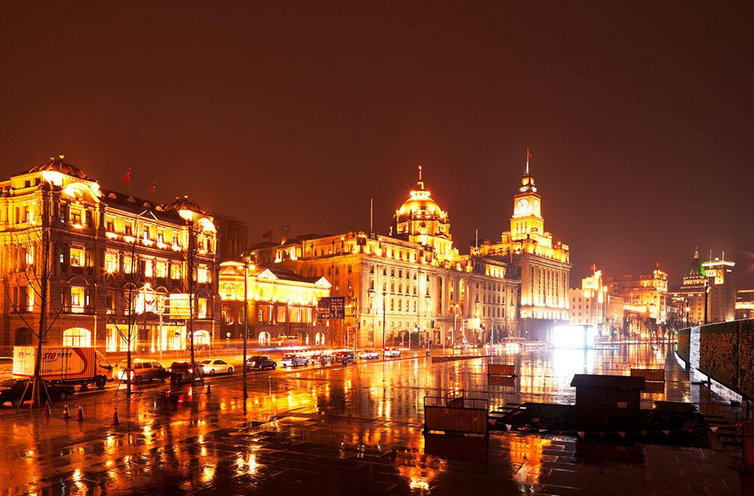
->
242, 256, 252, 401
382, 289, 387, 360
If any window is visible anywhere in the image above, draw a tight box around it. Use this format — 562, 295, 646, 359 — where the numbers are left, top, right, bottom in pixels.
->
198, 265, 209, 284
70, 247, 85, 267
63, 328, 91, 347
69, 207, 83, 226
70, 286, 86, 313
124, 256, 133, 274
198, 298, 207, 318
144, 260, 153, 277
105, 252, 118, 273
106, 217, 115, 232
170, 263, 181, 280
156, 260, 167, 278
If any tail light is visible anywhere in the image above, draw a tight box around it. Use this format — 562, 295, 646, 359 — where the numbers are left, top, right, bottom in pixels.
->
188, 368, 193, 373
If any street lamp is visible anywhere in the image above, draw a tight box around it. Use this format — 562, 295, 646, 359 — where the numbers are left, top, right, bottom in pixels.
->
382, 289, 387, 360
242, 255, 254, 401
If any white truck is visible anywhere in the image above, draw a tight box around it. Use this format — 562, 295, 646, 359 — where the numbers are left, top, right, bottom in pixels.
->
12, 346, 112, 389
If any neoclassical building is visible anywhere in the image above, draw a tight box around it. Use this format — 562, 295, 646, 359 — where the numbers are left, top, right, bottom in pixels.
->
0, 155, 219, 354
478, 160, 572, 341
252, 169, 520, 348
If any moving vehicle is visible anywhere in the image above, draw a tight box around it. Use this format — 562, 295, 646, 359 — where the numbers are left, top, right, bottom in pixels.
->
246, 356, 277, 371
358, 350, 380, 360
280, 354, 309, 367
383, 348, 401, 358
200, 359, 234, 375
168, 361, 199, 385
334, 351, 354, 363
114, 359, 168, 383
13, 346, 112, 389
0, 379, 75, 406
318, 353, 336, 365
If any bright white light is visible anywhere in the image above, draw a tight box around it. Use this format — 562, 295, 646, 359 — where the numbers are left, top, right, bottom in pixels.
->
551, 325, 597, 348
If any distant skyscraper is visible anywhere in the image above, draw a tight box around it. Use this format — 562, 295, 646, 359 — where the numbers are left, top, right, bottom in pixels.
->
668, 248, 707, 325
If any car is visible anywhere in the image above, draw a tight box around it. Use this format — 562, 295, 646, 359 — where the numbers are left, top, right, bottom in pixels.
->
246, 356, 277, 371
318, 353, 336, 365
383, 348, 401, 358
200, 359, 234, 375
0, 379, 75, 406
334, 351, 354, 363
358, 350, 380, 360
280, 354, 309, 367
0, 357, 13, 379
168, 361, 200, 385
114, 359, 169, 384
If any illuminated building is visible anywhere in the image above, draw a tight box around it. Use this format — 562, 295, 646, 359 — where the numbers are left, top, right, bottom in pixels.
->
668, 248, 706, 325
477, 157, 571, 341
605, 268, 668, 323
568, 268, 623, 336
702, 253, 735, 323
736, 289, 754, 320
218, 263, 330, 346
252, 168, 520, 348
0, 155, 219, 353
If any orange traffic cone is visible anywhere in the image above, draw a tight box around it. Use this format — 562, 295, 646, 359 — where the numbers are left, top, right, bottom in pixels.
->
44, 401, 51, 417
112, 406, 120, 426
62, 404, 70, 419
77, 405, 84, 421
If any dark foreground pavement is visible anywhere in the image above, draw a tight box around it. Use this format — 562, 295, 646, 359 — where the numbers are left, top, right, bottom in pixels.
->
0, 344, 744, 495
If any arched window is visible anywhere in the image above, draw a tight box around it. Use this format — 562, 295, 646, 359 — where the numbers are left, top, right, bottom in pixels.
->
193, 330, 211, 346
63, 328, 91, 347
258, 331, 270, 346
315, 332, 325, 346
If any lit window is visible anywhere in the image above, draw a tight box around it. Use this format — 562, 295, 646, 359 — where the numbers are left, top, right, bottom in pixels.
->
156, 261, 167, 278
198, 298, 208, 319
70, 286, 86, 313
170, 263, 181, 280
197, 265, 209, 284
105, 252, 118, 273
63, 328, 91, 347
70, 247, 85, 267
70, 207, 83, 226
144, 260, 153, 277
124, 256, 133, 274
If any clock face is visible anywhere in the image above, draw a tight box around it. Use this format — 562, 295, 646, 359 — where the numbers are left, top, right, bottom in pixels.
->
533, 199, 540, 211
515, 198, 529, 214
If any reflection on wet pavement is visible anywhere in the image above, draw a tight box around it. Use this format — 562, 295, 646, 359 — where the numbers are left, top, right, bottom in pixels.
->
0, 344, 743, 495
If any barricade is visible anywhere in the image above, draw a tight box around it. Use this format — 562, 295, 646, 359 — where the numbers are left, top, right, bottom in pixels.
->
424, 394, 489, 435
488, 363, 516, 377
630, 368, 665, 382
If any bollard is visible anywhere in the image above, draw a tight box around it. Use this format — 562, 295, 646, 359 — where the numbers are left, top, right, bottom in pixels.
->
44, 401, 52, 417
112, 406, 120, 426
77, 405, 84, 421
206, 384, 211, 395
62, 404, 71, 420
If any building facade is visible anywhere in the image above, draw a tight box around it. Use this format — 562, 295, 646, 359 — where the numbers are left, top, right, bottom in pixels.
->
703, 254, 735, 323
568, 269, 624, 336
252, 170, 520, 348
668, 249, 706, 326
218, 262, 330, 346
0, 155, 219, 354
477, 161, 571, 341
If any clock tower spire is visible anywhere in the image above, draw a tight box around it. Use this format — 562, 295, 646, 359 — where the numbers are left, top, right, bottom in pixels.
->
510, 149, 543, 240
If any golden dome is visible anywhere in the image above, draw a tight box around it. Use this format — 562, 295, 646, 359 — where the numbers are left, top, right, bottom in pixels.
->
395, 165, 448, 222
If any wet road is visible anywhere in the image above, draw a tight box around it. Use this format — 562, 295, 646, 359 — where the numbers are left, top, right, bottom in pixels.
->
0, 344, 743, 495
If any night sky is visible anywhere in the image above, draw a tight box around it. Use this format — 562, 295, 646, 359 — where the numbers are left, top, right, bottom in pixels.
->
1, 2, 752, 285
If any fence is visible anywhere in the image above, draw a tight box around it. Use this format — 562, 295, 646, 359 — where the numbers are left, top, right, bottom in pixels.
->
488, 363, 515, 376
630, 368, 665, 382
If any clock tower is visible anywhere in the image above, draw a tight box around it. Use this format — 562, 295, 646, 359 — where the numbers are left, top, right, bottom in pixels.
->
510, 161, 544, 241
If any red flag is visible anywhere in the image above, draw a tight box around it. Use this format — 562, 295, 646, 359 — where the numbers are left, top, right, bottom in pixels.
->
590, 263, 597, 273
526, 148, 532, 161
121, 168, 131, 185
149, 178, 157, 196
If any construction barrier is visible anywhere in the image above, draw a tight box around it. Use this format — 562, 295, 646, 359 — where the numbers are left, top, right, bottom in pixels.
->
424, 395, 489, 434
488, 363, 515, 376
630, 368, 665, 382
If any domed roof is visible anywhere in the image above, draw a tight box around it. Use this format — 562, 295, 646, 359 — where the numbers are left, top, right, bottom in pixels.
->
26, 155, 91, 180
395, 166, 448, 221
685, 248, 705, 278
163, 194, 207, 215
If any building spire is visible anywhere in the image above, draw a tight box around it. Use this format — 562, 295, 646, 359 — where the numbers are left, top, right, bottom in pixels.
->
416, 164, 424, 190
525, 148, 532, 174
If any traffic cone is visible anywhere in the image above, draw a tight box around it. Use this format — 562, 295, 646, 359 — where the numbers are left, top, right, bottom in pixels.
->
77, 405, 84, 421
206, 384, 211, 395
44, 401, 51, 417
62, 404, 71, 419
112, 406, 120, 426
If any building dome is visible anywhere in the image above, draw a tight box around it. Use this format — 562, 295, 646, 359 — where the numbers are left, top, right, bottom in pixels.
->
163, 194, 207, 215
26, 155, 91, 180
394, 166, 448, 223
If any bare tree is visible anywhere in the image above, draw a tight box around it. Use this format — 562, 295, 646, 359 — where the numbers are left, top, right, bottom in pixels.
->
99, 238, 144, 398
2, 189, 65, 407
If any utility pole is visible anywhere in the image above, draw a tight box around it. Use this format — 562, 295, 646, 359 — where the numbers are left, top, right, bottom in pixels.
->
242, 258, 249, 400
382, 290, 387, 360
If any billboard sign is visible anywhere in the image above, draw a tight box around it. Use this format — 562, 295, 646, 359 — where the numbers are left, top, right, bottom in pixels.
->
317, 296, 345, 320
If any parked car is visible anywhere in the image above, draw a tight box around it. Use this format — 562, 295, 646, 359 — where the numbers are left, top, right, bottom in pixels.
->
280, 354, 309, 367
383, 348, 401, 358
334, 351, 354, 363
168, 361, 199, 385
0, 357, 13, 379
0, 379, 75, 406
318, 353, 336, 365
114, 359, 169, 384
358, 350, 380, 360
200, 359, 234, 375
246, 356, 277, 371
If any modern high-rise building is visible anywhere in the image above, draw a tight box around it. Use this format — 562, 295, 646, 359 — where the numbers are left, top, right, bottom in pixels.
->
702, 254, 736, 323
250, 168, 520, 348
0, 155, 220, 354
668, 248, 706, 325
477, 158, 571, 341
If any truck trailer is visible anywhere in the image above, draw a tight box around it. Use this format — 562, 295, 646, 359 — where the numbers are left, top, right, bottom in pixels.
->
12, 346, 112, 389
